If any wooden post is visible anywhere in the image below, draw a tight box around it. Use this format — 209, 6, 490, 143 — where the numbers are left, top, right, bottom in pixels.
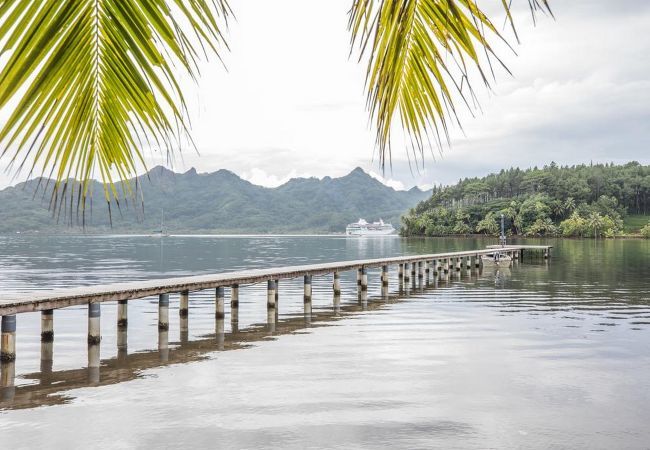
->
0, 315, 17, 362
444, 259, 449, 274
398, 263, 404, 279
158, 293, 170, 331
455, 257, 461, 271
404, 263, 410, 282
418, 261, 424, 279
382, 265, 389, 287
411, 262, 416, 279
465, 256, 471, 270
87, 303, 101, 345
361, 267, 368, 291
475, 254, 480, 268
41, 309, 54, 342
215, 287, 225, 320
357, 268, 362, 286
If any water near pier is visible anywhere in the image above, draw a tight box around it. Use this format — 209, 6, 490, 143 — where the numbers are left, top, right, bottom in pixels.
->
0, 235, 649, 448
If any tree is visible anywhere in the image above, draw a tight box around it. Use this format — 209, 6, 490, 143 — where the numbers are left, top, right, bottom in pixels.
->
0, 1, 552, 212
476, 212, 499, 235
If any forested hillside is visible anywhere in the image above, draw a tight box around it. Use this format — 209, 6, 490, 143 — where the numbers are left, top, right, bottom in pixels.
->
401, 162, 650, 238
0, 167, 430, 234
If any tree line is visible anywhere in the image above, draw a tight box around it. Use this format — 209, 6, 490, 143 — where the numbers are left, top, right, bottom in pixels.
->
401, 162, 650, 238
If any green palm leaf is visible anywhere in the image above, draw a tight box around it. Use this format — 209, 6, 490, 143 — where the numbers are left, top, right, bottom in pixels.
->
0, 0, 229, 217
349, 0, 552, 170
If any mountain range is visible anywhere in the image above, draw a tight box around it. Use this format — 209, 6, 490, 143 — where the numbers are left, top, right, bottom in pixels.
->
0, 166, 431, 234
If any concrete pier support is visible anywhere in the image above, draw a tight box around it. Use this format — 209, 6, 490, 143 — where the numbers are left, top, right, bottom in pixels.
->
333, 293, 341, 313
404, 263, 410, 282
267, 280, 276, 309
304, 275, 313, 302
179, 290, 189, 317
117, 300, 128, 329
1, 315, 16, 362
41, 309, 54, 342
398, 263, 404, 280
475, 254, 480, 268
360, 267, 368, 291
455, 258, 461, 271
411, 263, 416, 279
231, 284, 239, 330
215, 287, 225, 320
333, 272, 341, 295
465, 257, 471, 270
87, 303, 101, 345
158, 293, 170, 331
357, 268, 362, 286
275, 279, 280, 305
418, 261, 424, 279
381, 265, 389, 287
444, 259, 449, 274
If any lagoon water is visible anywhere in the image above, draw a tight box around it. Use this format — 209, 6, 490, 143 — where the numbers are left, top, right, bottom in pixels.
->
0, 235, 649, 448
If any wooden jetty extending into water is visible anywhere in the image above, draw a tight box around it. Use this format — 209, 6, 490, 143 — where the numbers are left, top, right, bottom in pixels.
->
0, 245, 551, 379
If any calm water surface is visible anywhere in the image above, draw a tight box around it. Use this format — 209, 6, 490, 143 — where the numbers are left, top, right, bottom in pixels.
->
0, 235, 649, 449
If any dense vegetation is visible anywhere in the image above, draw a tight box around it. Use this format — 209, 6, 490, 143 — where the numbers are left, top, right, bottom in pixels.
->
0, 167, 429, 234
401, 162, 650, 238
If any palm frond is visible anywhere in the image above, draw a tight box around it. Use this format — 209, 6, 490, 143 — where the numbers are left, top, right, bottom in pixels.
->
0, 0, 230, 217
349, 0, 552, 171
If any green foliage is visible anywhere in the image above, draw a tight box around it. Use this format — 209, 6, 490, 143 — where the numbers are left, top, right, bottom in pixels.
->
641, 223, 650, 239
402, 162, 649, 238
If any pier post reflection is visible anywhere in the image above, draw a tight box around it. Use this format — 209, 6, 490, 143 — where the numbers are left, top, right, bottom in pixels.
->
215, 318, 224, 351
117, 328, 128, 361
0, 361, 15, 401
87, 343, 100, 384
333, 293, 341, 314
40, 341, 53, 375
158, 329, 169, 361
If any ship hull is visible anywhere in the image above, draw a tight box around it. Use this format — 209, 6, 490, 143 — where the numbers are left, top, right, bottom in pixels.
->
346, 228, 395, 236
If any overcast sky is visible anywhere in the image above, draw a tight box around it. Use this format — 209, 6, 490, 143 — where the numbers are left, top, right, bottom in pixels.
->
1, 0, 648, 190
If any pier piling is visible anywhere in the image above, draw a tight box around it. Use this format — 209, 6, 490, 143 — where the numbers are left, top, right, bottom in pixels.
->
1, 315, 17, 362
333, 272, 341, 295
117, 299, 128, 328
41, 309, 54, 343
304, 275, 312, 302
382, 265, 389, 287
179, 291, 189, 317
158, 294, 170, 331
361, 268, 368, 291
87, 303, 101, 345
267, 280, 276, 309
215, 287, 225, 320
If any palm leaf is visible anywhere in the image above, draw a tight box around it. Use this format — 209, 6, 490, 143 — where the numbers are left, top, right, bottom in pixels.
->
0, 0, 230, 219
349, 0, 552, 171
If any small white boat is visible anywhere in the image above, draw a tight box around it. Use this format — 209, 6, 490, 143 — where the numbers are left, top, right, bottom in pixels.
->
481, 251, 512, 267
150, 209, 170, 238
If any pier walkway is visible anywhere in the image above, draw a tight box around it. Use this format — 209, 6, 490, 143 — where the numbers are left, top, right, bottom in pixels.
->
0, 245, 551, 364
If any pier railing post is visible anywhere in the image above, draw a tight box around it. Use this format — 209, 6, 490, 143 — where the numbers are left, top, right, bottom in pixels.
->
159, 294, 170, 331
41, 309, 54, 343
1, 315, 17, 362
87, 303, 101, 345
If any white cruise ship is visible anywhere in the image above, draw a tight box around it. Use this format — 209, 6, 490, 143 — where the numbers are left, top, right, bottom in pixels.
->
346, 218, 395, 236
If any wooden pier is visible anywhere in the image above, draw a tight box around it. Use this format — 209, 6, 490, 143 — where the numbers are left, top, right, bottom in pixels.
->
0, 245, 551, 389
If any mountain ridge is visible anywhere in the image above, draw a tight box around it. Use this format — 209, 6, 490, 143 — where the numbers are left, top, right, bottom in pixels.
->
0, 166, 430, 234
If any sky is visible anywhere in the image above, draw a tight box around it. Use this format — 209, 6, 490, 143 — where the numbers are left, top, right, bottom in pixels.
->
0, 0, 649, 191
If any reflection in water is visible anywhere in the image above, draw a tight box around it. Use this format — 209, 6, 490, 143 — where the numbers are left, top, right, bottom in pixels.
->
1, 236, 649, 448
